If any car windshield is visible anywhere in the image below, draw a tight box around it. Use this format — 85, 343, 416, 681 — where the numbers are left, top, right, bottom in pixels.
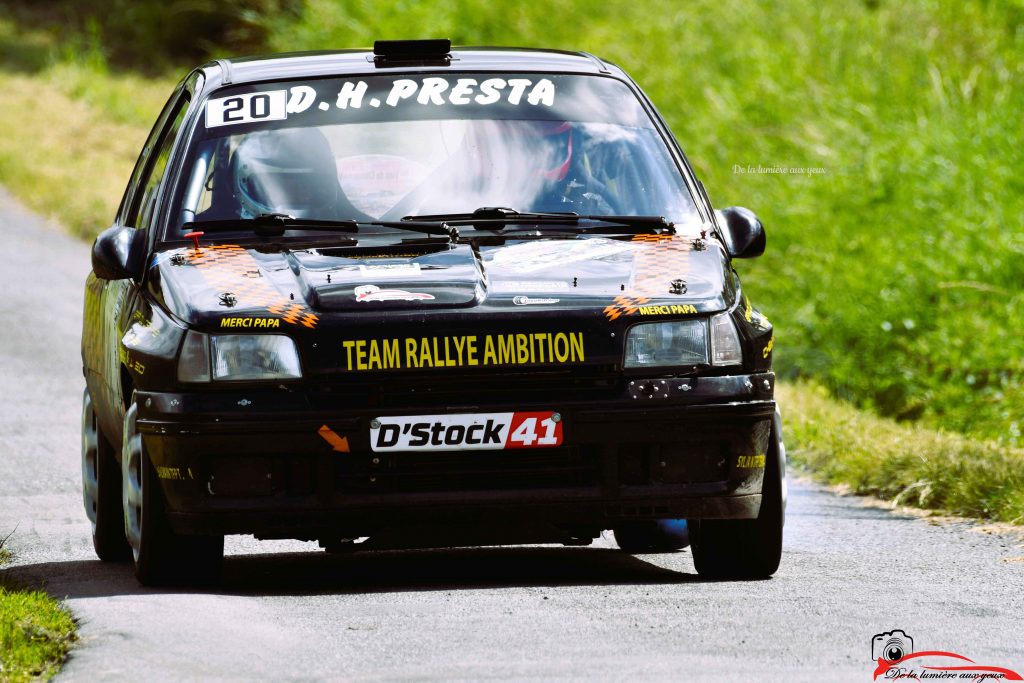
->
168, 73, 698, 239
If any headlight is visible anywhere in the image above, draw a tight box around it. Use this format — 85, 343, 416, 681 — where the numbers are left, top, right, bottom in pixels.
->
624, 320, 708, 368
710, 312, 743, 366
177, 331, 302, 382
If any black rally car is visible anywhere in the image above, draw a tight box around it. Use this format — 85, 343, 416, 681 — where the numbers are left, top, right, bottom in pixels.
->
81, 40, 785, 585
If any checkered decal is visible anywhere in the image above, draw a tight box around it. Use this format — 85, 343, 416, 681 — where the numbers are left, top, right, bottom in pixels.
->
602, 294, 651, 321
185, 245, 319, 329
602, 234, 693, 321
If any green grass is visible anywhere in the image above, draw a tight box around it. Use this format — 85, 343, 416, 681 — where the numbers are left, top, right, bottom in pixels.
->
0, 536, 77, 682
0, 1, 1020, 520
0, 589, 77, 683
780, 383, 1024, 523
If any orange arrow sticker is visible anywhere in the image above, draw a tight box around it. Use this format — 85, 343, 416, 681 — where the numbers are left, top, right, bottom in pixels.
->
318, 424, 350, 453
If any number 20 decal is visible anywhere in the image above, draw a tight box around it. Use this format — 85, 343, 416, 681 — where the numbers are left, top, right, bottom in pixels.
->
206, 91, 288, 128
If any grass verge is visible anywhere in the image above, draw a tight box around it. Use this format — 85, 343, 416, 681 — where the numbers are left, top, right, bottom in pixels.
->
0, 536, 77, 682
780, 383, 1024, 524
0, 17, 172, 239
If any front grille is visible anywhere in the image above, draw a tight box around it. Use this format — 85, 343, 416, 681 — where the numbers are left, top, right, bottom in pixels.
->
335, 446, 599, 493
309, 367, 620, 408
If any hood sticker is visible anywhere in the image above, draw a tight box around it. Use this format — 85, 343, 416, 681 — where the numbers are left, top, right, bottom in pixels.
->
357, 263, 422, 278
488, 238, 632, 274
603, 234, 695, 321
220, 317, 281, 329
354, 284, 435, 302
492, 280, 570, 292
183, 245, 320, 329
513, 296, 559, 306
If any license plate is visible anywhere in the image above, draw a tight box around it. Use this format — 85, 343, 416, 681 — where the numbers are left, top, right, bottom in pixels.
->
370, 411, 563, 452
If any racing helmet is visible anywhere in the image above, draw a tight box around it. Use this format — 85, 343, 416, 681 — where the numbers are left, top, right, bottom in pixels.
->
535, 120, 574, 181
231, 127, 339, 218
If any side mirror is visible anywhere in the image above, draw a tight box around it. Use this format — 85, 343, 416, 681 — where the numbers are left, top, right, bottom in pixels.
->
716, 206, 766, 259
92, 226, 146, 280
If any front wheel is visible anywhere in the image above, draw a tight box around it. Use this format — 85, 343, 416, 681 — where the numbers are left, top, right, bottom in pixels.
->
690, 410, 786, 579
122, 396, 223, 586
82, 389, 131, 561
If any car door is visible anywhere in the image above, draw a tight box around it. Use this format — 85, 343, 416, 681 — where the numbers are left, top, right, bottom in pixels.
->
84, 85, 192, 445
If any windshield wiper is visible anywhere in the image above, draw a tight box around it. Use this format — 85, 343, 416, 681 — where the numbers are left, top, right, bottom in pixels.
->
405, 207, 579, 222
402, 207, 673, 234
563, 215, 675, 235
184, 213, 358, 237
182, 213, 455, 239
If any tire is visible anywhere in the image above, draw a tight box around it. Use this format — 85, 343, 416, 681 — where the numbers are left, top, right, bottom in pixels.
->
122, 396, 223, 586
613, 519, 690, 553
81, 389, 131, 561
690, 410, 785, 579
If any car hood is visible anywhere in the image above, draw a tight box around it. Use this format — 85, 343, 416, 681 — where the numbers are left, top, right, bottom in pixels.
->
150, 234, 733, 329
148, 233, 737, 376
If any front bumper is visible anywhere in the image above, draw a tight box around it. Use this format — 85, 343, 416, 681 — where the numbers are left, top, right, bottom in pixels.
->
136, 372, 776, 539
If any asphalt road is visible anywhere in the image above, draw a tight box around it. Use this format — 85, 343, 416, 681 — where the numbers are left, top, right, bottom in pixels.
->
1, 186, 1021, 682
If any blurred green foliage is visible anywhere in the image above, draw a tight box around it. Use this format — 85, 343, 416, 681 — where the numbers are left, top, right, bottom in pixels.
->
2, 0, 301, 69
0, 0, 1021, 445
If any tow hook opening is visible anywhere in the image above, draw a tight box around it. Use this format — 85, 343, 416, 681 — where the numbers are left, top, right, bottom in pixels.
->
628, 379, 669, 400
